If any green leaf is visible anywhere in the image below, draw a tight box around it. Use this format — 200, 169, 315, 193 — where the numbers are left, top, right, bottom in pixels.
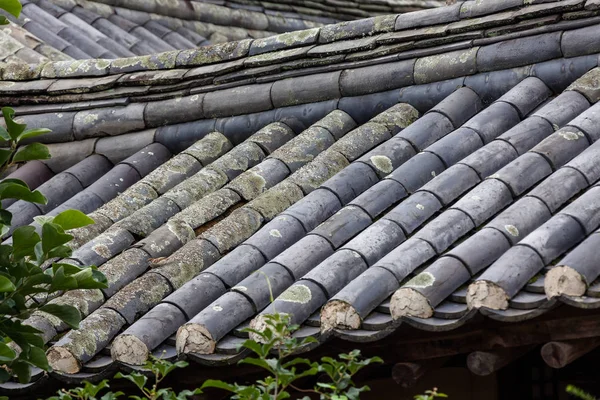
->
0, 125, 10, 142
12, 143, 51, 163
0, 275, 16, 292
0, 15, 7, 25
239, 357, 272, 372
52, 209, 94, 231
41, 223, 72, 254
39, 304, 80, 329
201, 379, 237, 392
1, 107, 25, 140
0, 148, 12, 166
0, 209, 11, 226
17, 128, 51, 142
0, 342, 17, 362
48, 266, 78, 291
1, 320, 43, 350
0, 0, 22, 18
0, 368, 10, 384
47, 244, 72, 259
26, 346, 50, 371
10, 360, 31, 384
0, 181, 46, 204
12, 226, 40, 259
114, 372, 147, 391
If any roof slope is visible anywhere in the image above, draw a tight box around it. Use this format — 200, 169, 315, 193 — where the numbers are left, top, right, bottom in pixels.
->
2, 0, 600, 393
0, 0, 443, 65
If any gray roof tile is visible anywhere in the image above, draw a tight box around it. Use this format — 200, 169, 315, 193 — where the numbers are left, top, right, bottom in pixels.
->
6, 1, 600, 390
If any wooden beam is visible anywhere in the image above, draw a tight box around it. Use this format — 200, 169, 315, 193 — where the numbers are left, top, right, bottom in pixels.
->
467, 346, 534, 376
541, 337, 600, 368
392, 358, 448, 388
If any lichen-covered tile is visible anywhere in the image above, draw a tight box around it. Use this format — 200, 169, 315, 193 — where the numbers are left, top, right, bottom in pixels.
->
47, 308, 126, 373
72, 226, 135, 267
175, 39, 252, 67
141, 154, 203, 195
201, 207, 264, 254
153, 238, 221, 289
245, 122, 295, 155
41, 59, 111, 78
170, 188, 240, 230
164, 167, 228, 209
246, 180, 304, 221
319, 15, 395, 43
567, 67, 600, 103
109, 52, 178, 74
227, 158, 290, 200
94, 182, 158, 223
117, 196, 181, 237
249, 28, 320, 55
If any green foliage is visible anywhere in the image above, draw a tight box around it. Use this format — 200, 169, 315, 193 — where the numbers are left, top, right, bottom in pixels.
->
46, 380, 123, 400
567, 385, 596, 400
414, 388, 448, 400
0, 0, 21, 24
203, 312, 382, 400
46, 356, 199, 400
114, 356, 201, 400
0, 107, 107, 383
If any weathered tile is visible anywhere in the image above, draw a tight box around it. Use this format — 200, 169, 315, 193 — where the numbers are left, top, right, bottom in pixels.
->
477, 32, 562, 72
249, 28, 320, 55
340, 59, 415, 97
175, 39, 252, 67
414, 47, 478, 84
395, 3, 462, 30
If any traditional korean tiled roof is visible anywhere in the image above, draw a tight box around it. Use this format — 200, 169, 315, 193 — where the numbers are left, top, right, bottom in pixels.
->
0, 0, 444, 65
3, 0, 600, 393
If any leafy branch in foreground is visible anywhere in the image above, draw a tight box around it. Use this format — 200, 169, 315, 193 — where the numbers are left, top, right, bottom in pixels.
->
567, 385, 597, 400
0, 0, 22, 25
0, 107, 107, 383
46, 355, 199, 400
414, 387, 448, 400
202, 312, 382, 399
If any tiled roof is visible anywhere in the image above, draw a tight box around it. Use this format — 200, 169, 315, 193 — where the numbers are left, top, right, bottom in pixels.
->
0, 0, 443, 65
3, 0, 600, 393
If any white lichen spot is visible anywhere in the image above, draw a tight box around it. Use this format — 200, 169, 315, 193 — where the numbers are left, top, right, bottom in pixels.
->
471, 195, 482, 201
57, 113, 63, 118
431, 171, 436, 178
212, 305, 223, 312
279, 284, 312, 304
148, 152, 154, 155
191, 94, 199, 102
505, 224, 519, 237
405, 272, 435, 289
558, 131, 582, 141
83, 113, 98, 124
416, 204, 425, 211
233, 286, 248, 292
269, 229, 282, 238
370, 155, 393, 174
